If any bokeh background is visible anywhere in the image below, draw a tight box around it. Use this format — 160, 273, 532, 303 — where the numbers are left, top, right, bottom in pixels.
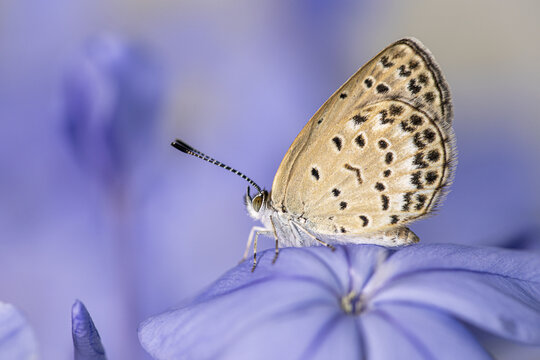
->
1, 0, 539, 359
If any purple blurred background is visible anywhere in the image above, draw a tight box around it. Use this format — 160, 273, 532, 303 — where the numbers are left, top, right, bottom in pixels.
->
1, 1, 539, 359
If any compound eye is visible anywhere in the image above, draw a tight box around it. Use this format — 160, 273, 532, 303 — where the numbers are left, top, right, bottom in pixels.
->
252, 194, 263, 212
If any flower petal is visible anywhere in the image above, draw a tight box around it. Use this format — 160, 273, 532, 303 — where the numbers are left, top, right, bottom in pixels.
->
363, 302, 492, 360
196, 245, 390, 302
140, 243, 540, 359
344, 245, 394, 292
372, 271, 540, 344
0, 302, 38, 360
368, 243, 540, 286
367, 244, 540, 344
139, 246, 384, 359
140, 271, 339, 359
72, 300, 107, 360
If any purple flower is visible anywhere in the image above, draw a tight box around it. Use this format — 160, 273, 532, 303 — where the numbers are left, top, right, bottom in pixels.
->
72, 300, 107, 360
0, 302, 38, 360
63, 35, 163, 183
139, 244, 540, 359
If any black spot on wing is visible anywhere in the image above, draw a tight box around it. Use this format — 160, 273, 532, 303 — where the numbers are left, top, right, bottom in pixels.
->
415, 194, 427, 210
340, 93, 348, 99
413, 152, 429, 169
424, 92, 435, 103
332, 136, 342, 151
427, 150, 440, 162
344, 163, 363, 185
311, 167, 320, 180
410, 114, 423, 126
379, 110, 394, 125
376, 83, 389, 93
380, 55, 394, 68
385, 152, 394, 164
364, 78, 373, 88
400, 121, 415, 133
402, 192, 412, 211
413, 133, 426, 149
423, 129, 436, 143
355, 134, 366, 148
381, 195, 389, 211
398, 65, 411, 77
425, 171, 439, 185
411, 171, 423, 189
389, 104, 404, 116
359, 215, 369, 227
352, 115, 367, 126
408, 79, 422, 94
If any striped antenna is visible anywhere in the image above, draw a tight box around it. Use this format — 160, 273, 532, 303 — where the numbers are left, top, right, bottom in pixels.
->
171, 139, 263, 194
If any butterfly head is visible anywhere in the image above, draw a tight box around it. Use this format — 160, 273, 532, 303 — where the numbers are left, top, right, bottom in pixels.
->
245, 187, 269, 220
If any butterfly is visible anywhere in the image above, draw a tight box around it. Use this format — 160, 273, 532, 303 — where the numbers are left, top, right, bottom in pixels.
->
173, 37, 456, 271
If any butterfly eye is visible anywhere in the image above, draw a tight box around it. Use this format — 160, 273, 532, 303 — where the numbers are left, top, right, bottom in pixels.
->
252, 194, 263, 212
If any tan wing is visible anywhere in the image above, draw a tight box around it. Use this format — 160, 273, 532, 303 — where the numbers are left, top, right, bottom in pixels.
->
270, 38, 455, 236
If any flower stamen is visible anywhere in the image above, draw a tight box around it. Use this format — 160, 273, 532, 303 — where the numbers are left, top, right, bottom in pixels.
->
340, 290, 365, 315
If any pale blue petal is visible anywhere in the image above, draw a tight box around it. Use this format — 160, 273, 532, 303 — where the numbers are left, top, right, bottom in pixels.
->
139, 244, 540, 359
361, 310, 428, 359
364, 303, 493, 360
343, 245, 395, 291
196, 245, 390, 302
371, 271, 540, 344
369, 243, 540, 286
139, 246, 377, 359
0, 302, 38, 360
365, 244, 540, 344
140, 273, 339, 359
303, 316, 364, 360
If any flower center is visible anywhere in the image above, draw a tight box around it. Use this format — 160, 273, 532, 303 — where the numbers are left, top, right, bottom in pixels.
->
340, 290, 366, 315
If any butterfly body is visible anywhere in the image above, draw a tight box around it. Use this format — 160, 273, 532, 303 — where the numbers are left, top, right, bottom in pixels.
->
249, 190, 421, 248
245, 37, 455, 249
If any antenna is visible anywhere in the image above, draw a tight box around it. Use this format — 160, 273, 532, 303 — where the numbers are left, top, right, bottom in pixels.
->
171, 139, 263, 194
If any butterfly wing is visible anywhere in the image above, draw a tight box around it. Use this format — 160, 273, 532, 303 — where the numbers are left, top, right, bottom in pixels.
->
270, 38, 455, 239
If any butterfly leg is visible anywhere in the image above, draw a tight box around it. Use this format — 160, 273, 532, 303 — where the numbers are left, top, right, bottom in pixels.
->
251, 228, 274, 272
269, 216, 280, 264
291, 221, 336, 251
240, 226, 267, 264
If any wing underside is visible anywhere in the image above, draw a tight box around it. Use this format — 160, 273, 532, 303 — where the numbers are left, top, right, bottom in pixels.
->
270, 38, 455, 237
